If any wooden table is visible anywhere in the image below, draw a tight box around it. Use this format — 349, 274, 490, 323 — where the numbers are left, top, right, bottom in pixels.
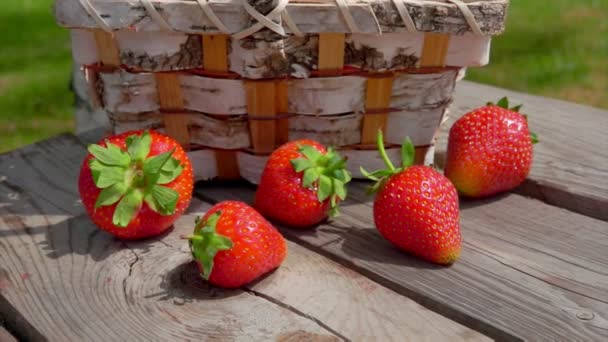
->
1, 81, 607, 341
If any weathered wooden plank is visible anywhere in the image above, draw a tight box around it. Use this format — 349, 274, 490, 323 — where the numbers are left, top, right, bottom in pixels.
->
155, 200, 490, 341
439, 80, 608, 221
0, 326, 17, 342
0, 133, 485, 341
252, 239, 490, 341
0, 214, 334, 340
0, 137, 336, 340
196, 182, 608, 341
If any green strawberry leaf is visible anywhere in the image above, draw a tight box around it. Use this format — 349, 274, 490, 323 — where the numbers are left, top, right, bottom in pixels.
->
360, 167, 380, 181
145, 185, 178, 216
187, 211, 233, 280
333, 178, 346, 200
112, 189, 144, 227
126, 131, 152, 162
317, 175, 332, 202
299, 145, 323, 163
143, 149, 175, 176
95, 182, 127, 208
302, 168, 320, 188
291, 158, 313, 173
496, 97, 509, 109
363, 131, 420, 195
511, 104, 523, 112
88, 142, 130, 167
157, 158, 184, 185
400, 136, 415, 168
531, 132, 540, 144
89, 159, 126, 189
291, 143, 352, 218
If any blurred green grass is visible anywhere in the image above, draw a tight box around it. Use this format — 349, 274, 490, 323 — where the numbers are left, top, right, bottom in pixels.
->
0, 1, 74, 153
466, 0, 608, 107
0, 0, 607, 153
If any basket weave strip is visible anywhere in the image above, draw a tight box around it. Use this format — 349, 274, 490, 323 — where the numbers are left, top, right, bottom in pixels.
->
78, 0, 484, 38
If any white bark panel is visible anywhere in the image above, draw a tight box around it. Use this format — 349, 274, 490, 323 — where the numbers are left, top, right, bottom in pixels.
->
385, 108, 446, 146
289, 113, 362, 147
100, 72, 159, 113
55, 0, 508, 35
188, 149, 218, 181
390, 71, 457, 110
236, 152, 268, 185
189, 115, 250, 149
180, 75, 248, 115
70, 29, 98, 65
446, 34, 491, 67
288, 76, 366, 115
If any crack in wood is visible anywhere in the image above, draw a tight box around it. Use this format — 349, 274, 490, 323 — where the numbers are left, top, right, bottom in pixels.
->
244, 288, 348, 342
466, 241, 608, 305
121, 243, 141, 305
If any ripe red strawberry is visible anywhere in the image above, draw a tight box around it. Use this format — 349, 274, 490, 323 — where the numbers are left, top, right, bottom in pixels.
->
445, 97, 538, 198
254, 140, 351, 228
78, 130, 193, 239
362, 131, 461, 265
184, 201, 287, 288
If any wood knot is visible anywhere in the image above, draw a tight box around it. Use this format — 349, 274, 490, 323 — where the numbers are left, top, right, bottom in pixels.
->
576, 310, 594, 321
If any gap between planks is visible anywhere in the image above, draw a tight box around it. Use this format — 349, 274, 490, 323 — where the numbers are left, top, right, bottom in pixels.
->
0, 132, 487, 341
193, 181, 608, 341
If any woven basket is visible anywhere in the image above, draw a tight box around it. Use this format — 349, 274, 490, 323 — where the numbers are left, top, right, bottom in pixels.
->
55, 0, 509, 183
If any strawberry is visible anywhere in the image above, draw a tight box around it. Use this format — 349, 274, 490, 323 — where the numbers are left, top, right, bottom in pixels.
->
184, 201, 287, 288
362, 131, 461, 265
254, 140, 351, 228
445, 97, 538, 198
78, 130, 193, 239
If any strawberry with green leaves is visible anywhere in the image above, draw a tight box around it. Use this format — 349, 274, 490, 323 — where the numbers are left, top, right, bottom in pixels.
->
78, 130, 193, 239
362, 131, 461, 265
254, 140, 351, 228
445, 97, 538, 198
184, 201, 287, 288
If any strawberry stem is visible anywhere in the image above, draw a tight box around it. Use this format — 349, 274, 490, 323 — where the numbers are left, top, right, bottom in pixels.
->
377, 130, 396, 172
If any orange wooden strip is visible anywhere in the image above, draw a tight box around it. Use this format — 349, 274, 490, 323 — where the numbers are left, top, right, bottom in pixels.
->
202, 34, 241, 178
246, 81, 277, 154
214, 149, 241, 180
92, 29, 120, 67
202, 35, 229, 72
420, 33, 451, 67
318, 33, 345, 74
155, 73, 190, 148
275, 79, 289, 146
361, 75, 394, 145
155, 73, 184, 110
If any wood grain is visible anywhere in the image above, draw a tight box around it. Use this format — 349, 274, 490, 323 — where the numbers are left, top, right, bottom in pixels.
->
0, 326, 17, 342
196, 182, 608, 341
0, 136, 334, 340
0, 133, 484, 341
252, 240, 489, 341
440, 81, 608, 221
